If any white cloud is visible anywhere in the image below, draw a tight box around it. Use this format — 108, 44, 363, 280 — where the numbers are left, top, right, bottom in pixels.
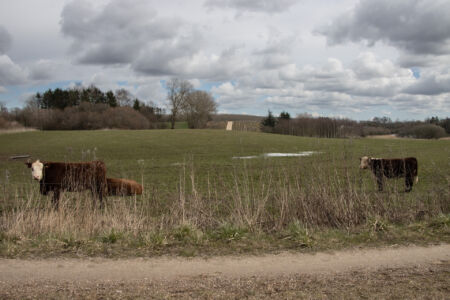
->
0, 55, 27, 86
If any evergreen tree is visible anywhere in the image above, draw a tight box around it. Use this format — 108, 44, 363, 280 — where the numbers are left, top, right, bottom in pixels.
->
261, 110, 277, 128
133, 99, 141, 110
279, 111, 290, 120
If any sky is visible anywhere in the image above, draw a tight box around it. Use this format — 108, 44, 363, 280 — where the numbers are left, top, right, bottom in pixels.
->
0, 0, 449, 120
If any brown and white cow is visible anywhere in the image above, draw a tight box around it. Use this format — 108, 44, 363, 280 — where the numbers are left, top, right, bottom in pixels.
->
106, 177, 143, 196
26, 160, 107, 208
360, 156, 418, 192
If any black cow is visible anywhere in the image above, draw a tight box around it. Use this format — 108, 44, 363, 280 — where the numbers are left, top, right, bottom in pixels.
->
360, 156, 418, 192
26, 160, 107, 208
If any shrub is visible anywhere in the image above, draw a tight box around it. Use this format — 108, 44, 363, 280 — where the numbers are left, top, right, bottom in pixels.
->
361, 126, 392, 137
398, 124, 446, 139
105, 107, 150, 129
0, 116, 10, 129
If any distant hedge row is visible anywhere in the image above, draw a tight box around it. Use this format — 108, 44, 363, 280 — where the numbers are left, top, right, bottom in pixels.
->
5, 102, 167, 130
259, 111, 449, 139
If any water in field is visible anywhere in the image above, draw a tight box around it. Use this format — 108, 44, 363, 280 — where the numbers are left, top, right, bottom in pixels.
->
232, 151, 320, 159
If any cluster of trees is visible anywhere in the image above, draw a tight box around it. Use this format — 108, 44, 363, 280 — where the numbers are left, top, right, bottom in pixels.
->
1, 79, 218, 130
30, 85, 162, 112
34, 86, 118, 109
166, 78, 217, 129
261, 111, 449, 139
2, 85, 166, 130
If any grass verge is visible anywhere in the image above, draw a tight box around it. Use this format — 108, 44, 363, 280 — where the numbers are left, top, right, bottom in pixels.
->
1, 214, 448, 258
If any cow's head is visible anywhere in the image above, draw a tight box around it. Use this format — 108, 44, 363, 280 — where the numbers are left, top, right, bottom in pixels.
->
25, 160, 45, 181
359, 156, 371, 169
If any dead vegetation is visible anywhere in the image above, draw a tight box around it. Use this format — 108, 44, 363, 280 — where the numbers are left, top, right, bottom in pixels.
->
1, 159, 448, 257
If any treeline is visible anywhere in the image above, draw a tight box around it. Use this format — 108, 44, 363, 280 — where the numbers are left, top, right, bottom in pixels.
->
2, 80, 218, 130
261, 111, 450, 139
2, 85, 167, 130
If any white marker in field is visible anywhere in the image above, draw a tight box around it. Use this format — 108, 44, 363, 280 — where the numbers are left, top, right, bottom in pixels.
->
226, 121, 233, 131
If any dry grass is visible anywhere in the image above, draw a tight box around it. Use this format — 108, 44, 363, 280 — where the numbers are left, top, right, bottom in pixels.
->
1, 159, 448, 257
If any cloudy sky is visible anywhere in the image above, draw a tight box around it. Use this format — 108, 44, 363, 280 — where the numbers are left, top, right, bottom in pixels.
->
0, 0, 449, 120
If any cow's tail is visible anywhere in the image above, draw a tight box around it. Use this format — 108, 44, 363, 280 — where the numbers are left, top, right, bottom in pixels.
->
414, 158, 419, 183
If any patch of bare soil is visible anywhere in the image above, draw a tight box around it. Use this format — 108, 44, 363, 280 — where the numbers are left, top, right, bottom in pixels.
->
366, 134, 399, 139
0, 244, 449, 299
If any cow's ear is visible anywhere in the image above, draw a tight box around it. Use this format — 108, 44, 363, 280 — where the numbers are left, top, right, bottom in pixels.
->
44, 163, 49, 169
25, 162, 32, 168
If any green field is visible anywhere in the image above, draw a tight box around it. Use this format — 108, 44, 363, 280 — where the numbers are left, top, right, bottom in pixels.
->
0, 129, 449, 257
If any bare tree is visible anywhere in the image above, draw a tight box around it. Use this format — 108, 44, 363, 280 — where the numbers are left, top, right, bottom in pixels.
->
166, 78, 193, 129
115, 88, 133, 107
184, 90, 217, 128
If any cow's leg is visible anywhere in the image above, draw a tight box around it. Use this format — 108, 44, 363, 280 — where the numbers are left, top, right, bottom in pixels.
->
376, 174, 384, 191
405, 174, 413, 192
40, 183, 48, 195
90, 187, 104, 209
52, 190, 60, 209
89, 189, 97, 209
98, 183, 105, 209
98, 192, 104, 209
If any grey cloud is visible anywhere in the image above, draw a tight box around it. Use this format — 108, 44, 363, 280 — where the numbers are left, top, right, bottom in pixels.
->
0, 25, 12, 54
61, 0, 183, 66
61, 0, 244, 79
253, 34, 295, 70
403, 73, 450, 95
77, 43, 138, 65
317, 0, 450, 63
204, 0, 300, 14
132, 29, 205, 76
397, 53, 450, 68
29, 60, 58, 81
391, 94, 450, 114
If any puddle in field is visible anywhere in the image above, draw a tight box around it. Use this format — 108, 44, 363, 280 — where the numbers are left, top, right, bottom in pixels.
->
233, 151, 321, 160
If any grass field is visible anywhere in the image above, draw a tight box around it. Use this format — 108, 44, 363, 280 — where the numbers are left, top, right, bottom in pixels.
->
0, 129, 449, 257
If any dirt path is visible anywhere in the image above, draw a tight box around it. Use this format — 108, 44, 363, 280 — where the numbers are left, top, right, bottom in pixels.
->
1, 244, 449, 299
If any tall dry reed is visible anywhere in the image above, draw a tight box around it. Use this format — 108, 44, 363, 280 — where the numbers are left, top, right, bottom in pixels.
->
1, 155, 448, 242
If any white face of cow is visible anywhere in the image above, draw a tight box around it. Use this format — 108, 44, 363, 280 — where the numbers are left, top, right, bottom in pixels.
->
360, 156, 370, 169
31, 160, 44, 181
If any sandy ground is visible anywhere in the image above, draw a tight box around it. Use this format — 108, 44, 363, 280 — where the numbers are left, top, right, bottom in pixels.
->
366, 134, 399, 139
1, 244, 449, 299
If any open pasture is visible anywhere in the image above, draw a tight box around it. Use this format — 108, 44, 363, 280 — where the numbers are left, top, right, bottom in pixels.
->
0, 130, 449, 256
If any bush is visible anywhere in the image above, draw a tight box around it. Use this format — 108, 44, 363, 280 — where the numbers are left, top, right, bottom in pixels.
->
361, 126, 392, 137
398, 124, 446, 139
105, 107, 150, 129
0, 116, 10, 129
